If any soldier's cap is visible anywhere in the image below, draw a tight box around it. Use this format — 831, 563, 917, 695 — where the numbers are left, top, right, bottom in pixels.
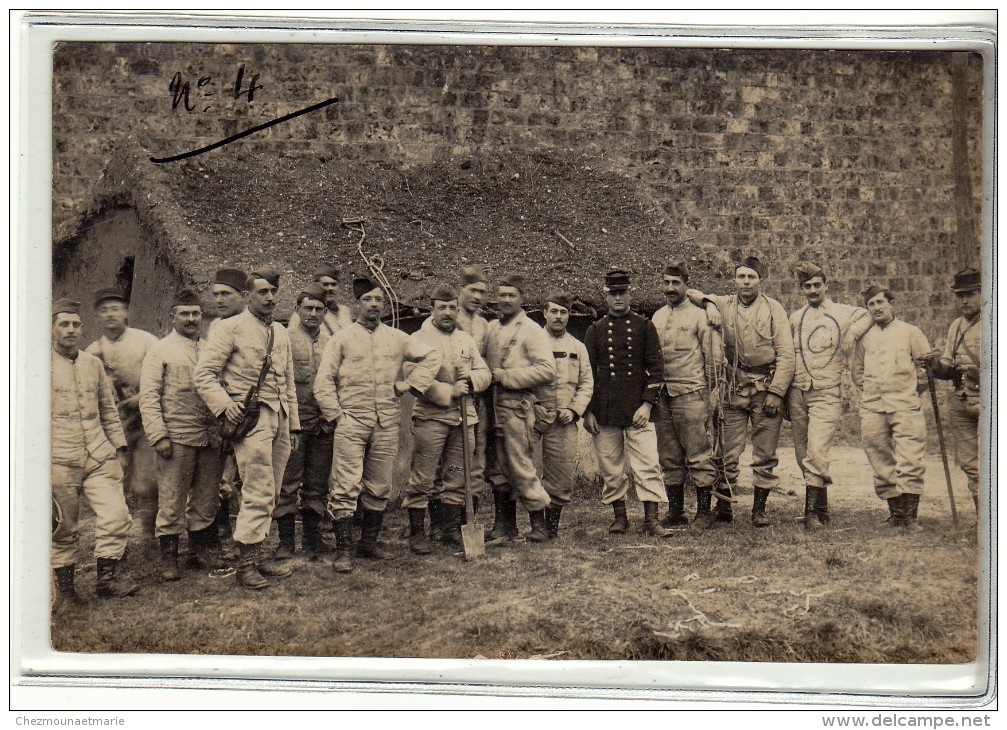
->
93, 287, 128, 309
213, 268, 248, 293
313, 264, 339, 281
735, 256, 767, 279
602, 269, 631, 292
52, 298, 82, 317
297, 282, 327, 306
861, 283, 893, 305
430, 283, 458, 303
459, 266, 488, 287
663, 260, 689, 281
546, 289, 573, 311
248, 266, 281, 288
952, 267, 981, 293
172, 289, 202, 308
352, 276, 382, 300
498, 273, 526, 293
795, 261, 825, 285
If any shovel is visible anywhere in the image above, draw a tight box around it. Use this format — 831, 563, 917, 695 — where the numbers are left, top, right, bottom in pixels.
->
459, 394, 485, 559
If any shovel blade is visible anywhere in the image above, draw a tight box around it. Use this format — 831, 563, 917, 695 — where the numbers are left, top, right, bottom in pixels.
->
461, 523, 485, 560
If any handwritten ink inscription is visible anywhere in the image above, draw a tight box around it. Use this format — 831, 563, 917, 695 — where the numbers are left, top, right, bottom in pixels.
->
168, 65, 263, 113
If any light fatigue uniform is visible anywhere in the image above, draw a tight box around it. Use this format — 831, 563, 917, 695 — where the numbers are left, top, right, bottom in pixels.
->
288, 304, 354, 339
139, 330, 223, 537
538, 330, 593, 506
651, 300, 718, 492
851, 320, 931, 499
456, 308, 491, 496
51, 347, 132, 568
314, 322, 441, 518
484, 310, 555, 512
86, 327, 158, 528
403, 318, 491, 509
275, 321, 332, 520
937, 316, 981, 497
194, 309, 300, 545
704, 294, 795, 491
584, 311, 666, 505
787, 299, 869, 488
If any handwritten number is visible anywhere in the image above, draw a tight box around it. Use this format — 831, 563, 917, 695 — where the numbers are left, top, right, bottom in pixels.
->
233, 65, 263, 103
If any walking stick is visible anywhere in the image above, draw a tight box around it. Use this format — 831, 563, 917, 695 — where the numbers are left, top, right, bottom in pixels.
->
459, 394, 485, 559
926, 365, 959, 529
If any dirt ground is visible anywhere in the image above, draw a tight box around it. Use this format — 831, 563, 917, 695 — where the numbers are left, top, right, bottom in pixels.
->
49, 445, 981, 667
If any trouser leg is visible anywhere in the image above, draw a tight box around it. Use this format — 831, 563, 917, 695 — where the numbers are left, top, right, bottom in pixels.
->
232, 406, 287, 546
275, 426, 307, 520
541, 421, 578, 506
803, 387, 841, 489
748, 391, 784, 491
890, 407, 927, 496
496, 402, 550, 512
154, 443, 195, 538
357, 422, 398, 513
593, 425, 629, 505
327, 416, 371, 520
861, 409, 899, 500
82, 456, 132, 562
623, 423, 666, 503
402, 419, 451, 510
51, 465, 84, 570
948, 396, 980, 499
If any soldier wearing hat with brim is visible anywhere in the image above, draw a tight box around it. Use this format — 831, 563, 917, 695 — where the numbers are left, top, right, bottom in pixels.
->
850, 284, 932, 530
401, 283, 492, 553
138, 289, 226, 581
787, 262, 871, 530
85, 287, 159, 549
314, 277, 442, 573
194, 266, 301, 589
923, 267, 982, 513
690, 256, 796, 527
288, 264, 354, 337
271, 282, 338, 562
483, 273, 556, 544
51, 298, 140, 611
583, 270, 674, 537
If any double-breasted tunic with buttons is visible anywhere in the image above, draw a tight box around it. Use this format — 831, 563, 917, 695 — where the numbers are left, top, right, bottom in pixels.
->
584, 311, 663, 427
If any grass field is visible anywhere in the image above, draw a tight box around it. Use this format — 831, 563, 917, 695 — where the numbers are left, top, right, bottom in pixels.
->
50, 446, 981, 664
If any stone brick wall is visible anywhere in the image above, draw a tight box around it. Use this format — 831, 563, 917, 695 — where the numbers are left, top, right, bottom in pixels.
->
52, 42, 985, 347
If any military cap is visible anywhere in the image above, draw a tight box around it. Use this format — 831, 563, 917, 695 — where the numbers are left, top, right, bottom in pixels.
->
861, 283, 892, 306
214, 267, 248, 293
430, 283, 458, 303
93, 287, 128, 309
498, 273, 526, 293
459, 266, 488, 286
795, 261, 825, 285
546, 289, 573, 311
663, 260, 689, 280
249, 265, 281, 288
52, 298, 81, 317
172, 289, 202, 308
313, 264, 339, 281
353, 276, 382, 300
297, 282, 327, 306
951, 267, 981, 293
602, 269, 631, 292
735, 256, 767, 279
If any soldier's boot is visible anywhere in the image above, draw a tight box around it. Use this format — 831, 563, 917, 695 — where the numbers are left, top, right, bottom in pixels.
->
487, 491, 518, 542
545, 505, 563, 540
357, 509, 394, 560
95, 558, 140, 599
694, 486, 713, 522
272, 513, 296, 560
708, 485, 734, 527
815, 487, 831, 526
440, 504, 464, 546
642, 501, 674, 537
804, 487, 825, 532
332, 517, 354, 574
159, 535, 182, 582
256, 547, 295, 578
186, 527, 226, 570
751, 488, 771, 528
608, 500, 630, 534
527, 509, 549, 543
234, 542, 270, 590
301, 510, 330, 559
428, 498, 445, 543
901, 493, 923, 533
53, 565, 84, 614
407, 508, 433, 555
886, 496, 905, 527
660, 485, 690, 529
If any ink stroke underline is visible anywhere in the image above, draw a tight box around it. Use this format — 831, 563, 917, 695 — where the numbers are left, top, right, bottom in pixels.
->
149, 96, 340, 164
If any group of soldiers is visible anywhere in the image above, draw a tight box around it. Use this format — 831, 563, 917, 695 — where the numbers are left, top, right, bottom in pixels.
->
49, 254, 983, 608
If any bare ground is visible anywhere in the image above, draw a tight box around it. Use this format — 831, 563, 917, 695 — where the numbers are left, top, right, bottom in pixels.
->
50, 446, 981, 664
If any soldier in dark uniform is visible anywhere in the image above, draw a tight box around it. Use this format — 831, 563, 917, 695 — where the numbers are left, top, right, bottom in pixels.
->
583, 270, 672, 537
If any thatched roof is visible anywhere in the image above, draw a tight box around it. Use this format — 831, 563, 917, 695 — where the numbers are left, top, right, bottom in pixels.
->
54, 146, 730, 314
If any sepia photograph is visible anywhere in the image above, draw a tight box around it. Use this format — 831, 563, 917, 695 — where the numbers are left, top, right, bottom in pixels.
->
15, 10, 995, 708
